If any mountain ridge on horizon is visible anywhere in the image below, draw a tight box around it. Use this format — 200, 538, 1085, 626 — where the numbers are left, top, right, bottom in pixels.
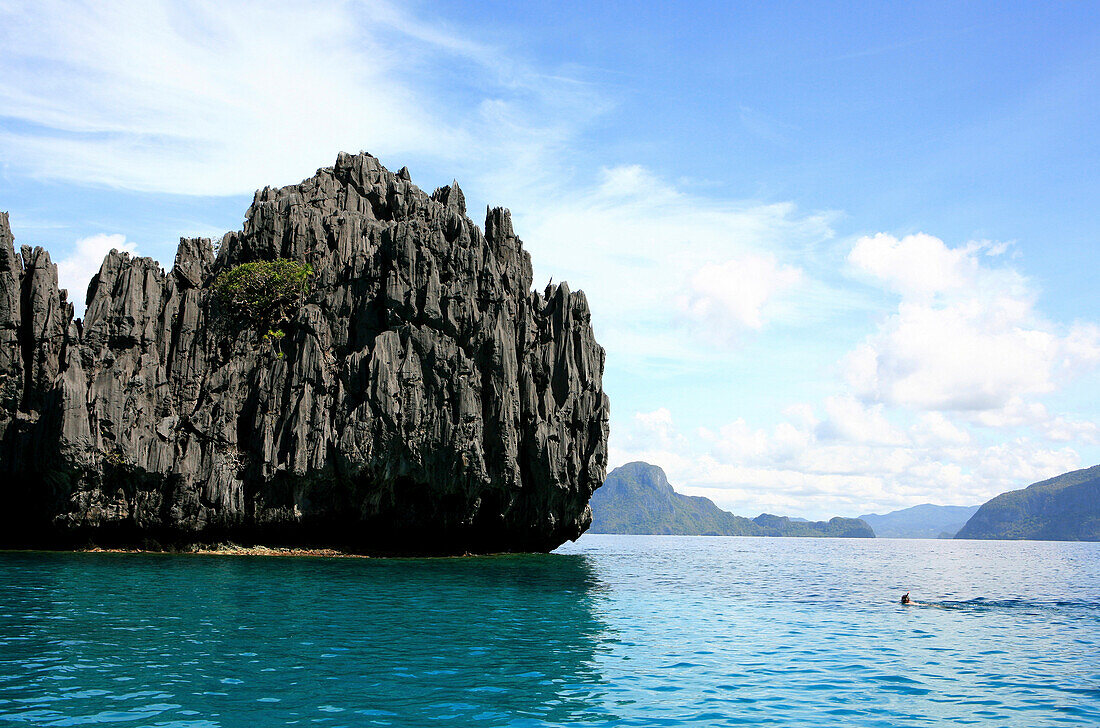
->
589, 462, 874, 538
858, 503, 981, 539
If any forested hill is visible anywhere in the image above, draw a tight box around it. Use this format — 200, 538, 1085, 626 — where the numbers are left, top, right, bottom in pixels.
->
955, 465, 1100, 541
589, 462, 874, 538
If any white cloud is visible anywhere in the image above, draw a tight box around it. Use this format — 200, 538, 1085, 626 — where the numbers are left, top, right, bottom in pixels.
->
844, 298, 1060, 410
912, 412, 971, 446
0, 0, 597, 196
611, 406, 1083, 519
56, 233, 138, 313
1038, 416, 1100, 444
618, 408, 694, 458
513, 165, 836, 371
698, 420, 773, 464
971, 439, 1081, 486
848, 232, 978, 299
971, 396, 1050, 428
1062, 322, 1100, 376
783, 403, 818, 429
816, 395, 907, 445
970, 398, 1098, 444
633, 408, 680, 445
843, 233, 1097, 413
680, 254, 803, 331
595, 165, 681, 203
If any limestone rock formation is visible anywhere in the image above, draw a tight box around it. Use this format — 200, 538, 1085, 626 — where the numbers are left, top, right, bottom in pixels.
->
0, 153, 609, 554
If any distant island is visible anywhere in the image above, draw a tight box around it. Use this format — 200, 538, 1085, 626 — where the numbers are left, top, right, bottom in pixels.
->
589, 462, 874, 537
955, 464, 1100, 541
858, 504, 980, 539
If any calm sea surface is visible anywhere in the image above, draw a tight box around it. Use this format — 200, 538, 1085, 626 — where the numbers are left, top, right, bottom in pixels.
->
0, 535, 1098, 726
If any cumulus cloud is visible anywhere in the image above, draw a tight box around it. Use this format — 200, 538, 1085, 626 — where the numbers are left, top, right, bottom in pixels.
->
1039, 416, 1100, 444
844, 233, 1097, 413
1062, 322, 1100, 376
842, 300, 1060, 410
911, 412, 971, 446
848, 232, 980, 299
611, 406, 1083, 519
970, 396, 1050, 428
698, 419, 773, 464
816, 395, 907, 445
631, 408, 689, 451
56, 233, 138, 314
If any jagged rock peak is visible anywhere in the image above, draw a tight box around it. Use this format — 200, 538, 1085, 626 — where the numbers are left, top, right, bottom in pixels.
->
0, 152, 610, 555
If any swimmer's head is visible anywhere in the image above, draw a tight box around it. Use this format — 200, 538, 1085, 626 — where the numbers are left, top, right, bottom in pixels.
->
901, 592, 910, 604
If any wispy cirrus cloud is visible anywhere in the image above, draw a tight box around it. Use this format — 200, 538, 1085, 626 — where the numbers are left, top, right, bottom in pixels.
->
512, 164, 839, 370
0, 0, 600, 196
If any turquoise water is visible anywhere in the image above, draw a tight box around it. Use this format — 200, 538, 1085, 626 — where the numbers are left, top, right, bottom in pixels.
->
1, 535, 1098, 726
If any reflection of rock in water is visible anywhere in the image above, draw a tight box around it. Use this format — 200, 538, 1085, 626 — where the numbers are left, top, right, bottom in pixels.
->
345, 553, 617, 725
0, 552, 616, 725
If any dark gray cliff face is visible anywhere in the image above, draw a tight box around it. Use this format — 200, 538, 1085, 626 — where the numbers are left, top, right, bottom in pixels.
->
0, 153, 610, 553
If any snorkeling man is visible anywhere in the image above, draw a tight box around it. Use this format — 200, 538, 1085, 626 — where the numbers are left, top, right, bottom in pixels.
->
901, 592, 911, 605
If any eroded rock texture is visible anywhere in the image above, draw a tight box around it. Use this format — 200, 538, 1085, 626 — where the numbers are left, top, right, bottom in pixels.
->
0, 153, 609, 553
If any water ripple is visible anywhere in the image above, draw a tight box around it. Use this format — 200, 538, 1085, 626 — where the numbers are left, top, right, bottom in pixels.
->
0, 538, 1097, 726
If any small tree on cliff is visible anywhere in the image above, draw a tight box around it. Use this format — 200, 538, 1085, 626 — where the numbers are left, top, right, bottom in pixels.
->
211, 259, 313, 356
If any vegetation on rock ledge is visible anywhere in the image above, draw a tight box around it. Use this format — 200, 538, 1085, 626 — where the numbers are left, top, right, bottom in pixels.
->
211, 259, 313, 353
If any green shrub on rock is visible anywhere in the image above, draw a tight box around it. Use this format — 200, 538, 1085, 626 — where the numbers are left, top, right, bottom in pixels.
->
212, 259, 313, 344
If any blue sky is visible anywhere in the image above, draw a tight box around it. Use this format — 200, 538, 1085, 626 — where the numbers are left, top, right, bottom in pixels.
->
1, 0, 1097, 517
